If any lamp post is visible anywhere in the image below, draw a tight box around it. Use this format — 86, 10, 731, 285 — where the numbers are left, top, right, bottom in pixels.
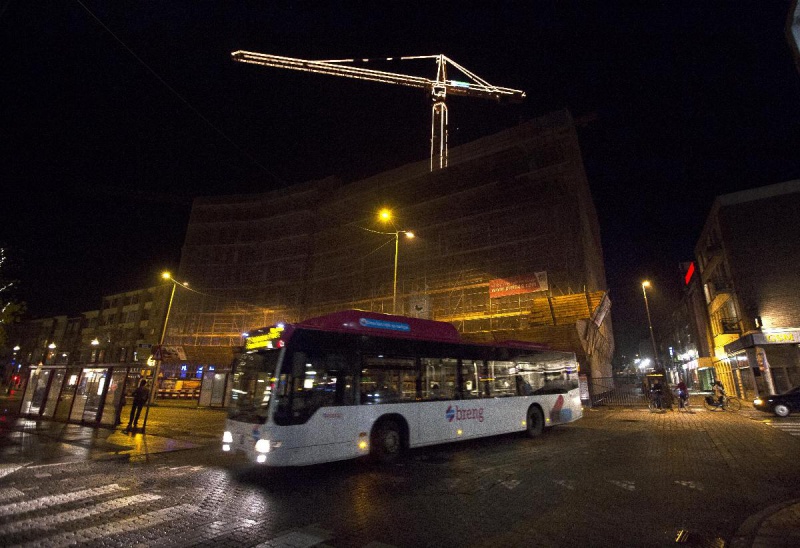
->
377, 208, 414, 314
142, 271, 187, 432
641, 281, 659, 369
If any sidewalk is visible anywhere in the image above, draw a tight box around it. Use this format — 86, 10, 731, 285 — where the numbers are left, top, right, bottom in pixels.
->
0, 397, 227, 464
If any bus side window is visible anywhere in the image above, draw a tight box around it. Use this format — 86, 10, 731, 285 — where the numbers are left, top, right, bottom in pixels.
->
421, 357, 457, 400
360, 355, 415, 404
488, 360, 516, 397
460, 360, 485, 399
324, 352, 355, 406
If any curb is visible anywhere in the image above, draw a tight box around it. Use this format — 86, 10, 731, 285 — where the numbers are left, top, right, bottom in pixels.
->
730, 498, 800, 548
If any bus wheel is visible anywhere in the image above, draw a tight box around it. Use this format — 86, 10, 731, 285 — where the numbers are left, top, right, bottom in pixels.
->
526, 406, 544, 438
372, 420, 402, 464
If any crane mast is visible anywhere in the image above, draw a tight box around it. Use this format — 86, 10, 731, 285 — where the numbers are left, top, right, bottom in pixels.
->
231, 51, 526, 170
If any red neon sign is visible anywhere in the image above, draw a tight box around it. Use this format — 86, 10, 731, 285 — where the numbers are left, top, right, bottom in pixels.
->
684, 262, 695, 286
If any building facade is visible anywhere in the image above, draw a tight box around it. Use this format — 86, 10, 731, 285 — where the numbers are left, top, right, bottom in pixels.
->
7, 284, 233, 425
169, 110, 614, 378
695, 179, 800, 398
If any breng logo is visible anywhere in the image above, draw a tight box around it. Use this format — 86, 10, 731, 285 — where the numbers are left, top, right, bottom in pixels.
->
445, 405, 484, 423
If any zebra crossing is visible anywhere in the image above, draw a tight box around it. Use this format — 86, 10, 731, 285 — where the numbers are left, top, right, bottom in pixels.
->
0, 463, 214, 546
758, 415, 800, 437
0, 461, 394, 547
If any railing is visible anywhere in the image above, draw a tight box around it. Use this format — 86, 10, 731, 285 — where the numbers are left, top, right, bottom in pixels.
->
586, 376, 650, 407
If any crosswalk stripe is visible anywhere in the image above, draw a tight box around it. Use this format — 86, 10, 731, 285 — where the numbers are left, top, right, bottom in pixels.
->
0, 487, 25, 503
0, 493, 161, 535
254, 524, 334, 548
0, 484, 125, 517
17, 503, 197, 548
0, 463, 29, 479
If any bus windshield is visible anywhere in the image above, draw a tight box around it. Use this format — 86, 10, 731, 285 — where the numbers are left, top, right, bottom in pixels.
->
228, 349, 282, 423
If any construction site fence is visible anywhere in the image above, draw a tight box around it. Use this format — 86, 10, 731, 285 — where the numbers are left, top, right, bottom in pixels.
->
586, 376, 652, 407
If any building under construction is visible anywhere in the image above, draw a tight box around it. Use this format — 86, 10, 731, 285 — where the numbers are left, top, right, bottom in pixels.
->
168, 110, 614, 378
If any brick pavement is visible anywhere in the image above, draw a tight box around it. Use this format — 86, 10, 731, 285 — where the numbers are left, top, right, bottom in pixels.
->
2, 394, 800, 546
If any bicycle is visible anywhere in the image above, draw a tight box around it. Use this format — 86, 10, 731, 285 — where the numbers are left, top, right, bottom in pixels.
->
702, 394, 741, 412
648, 391, 672, 412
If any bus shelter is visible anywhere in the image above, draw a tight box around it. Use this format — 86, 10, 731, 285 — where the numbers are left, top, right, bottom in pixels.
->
18, 364, 141, 426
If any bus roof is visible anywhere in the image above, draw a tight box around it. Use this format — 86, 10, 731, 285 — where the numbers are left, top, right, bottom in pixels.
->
297, 310, 462, 343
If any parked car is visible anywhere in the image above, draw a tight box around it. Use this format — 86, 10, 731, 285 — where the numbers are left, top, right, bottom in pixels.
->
753, 386, 800, 417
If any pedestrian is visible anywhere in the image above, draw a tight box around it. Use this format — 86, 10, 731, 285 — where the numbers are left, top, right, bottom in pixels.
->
712, 380, 726, 405
650, 379, 663, 409
677, 380, 688, 408
126, 380, 149, 431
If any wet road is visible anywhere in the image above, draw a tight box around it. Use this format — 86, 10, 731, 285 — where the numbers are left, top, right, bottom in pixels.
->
1, 406, 799, 547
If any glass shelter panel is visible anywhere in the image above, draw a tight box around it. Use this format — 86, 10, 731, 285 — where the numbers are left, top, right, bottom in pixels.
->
100, 370, 128, 426
21, 369, 51, 415
55, 371, 80, 421
42, 369, 66, 418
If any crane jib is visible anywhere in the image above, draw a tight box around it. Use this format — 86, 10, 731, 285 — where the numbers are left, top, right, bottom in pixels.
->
231, 50, 526, 169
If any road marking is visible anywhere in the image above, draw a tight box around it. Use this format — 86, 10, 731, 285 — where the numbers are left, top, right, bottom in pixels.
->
553, 479, 576, 490
0, 493, 161, 535
0, 484, 126, 517
674, 480, 704, 491
0, 463, 29, 480
500, 479, 521, 490
0, 487, 25, 503
608, 480, 636, 491
16, 503, 197, 548
254, 524, 334, 548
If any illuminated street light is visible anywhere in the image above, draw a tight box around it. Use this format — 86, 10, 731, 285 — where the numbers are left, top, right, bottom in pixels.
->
377, 209, 414, 314
641, 281, 659, 369
142, 271, 189, 432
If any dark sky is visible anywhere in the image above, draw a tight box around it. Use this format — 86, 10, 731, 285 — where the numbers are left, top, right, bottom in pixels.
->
2, 1, 799, 358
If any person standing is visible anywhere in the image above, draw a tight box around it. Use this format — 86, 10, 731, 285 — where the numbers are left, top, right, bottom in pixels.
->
677, 380, 688, 409
126, 380, 149, 431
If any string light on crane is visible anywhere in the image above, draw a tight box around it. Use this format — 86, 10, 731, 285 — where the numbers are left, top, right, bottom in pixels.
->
231, 51, 526, 171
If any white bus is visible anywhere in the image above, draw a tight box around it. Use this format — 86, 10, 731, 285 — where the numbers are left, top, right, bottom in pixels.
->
222, 310, 582, 466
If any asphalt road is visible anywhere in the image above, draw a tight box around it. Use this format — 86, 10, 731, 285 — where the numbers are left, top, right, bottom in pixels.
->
1, 405, 799, 547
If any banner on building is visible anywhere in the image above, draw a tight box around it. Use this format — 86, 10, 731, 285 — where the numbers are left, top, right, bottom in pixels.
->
592, 293, 611, 327
489, 272, 548, 298
151, 345, 187, 361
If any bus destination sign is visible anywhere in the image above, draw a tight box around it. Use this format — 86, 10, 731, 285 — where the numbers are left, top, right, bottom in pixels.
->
359, 317, 411, 332
245, 326, 285, 350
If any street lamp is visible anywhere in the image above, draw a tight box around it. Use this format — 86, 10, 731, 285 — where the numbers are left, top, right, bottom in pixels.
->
641, 281, 659, 369
42, 342, 56, 365
142, 271, 188, 432
90, 338, 100, 363
377, 209, 414, 314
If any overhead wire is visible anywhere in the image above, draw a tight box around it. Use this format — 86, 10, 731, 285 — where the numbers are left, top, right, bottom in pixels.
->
74, 0, 285, 186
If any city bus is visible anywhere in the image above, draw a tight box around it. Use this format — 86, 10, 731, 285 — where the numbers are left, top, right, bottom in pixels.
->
222, 310, 582, 466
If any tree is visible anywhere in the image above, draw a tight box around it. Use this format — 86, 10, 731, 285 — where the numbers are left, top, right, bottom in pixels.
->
0, 247, 25, 350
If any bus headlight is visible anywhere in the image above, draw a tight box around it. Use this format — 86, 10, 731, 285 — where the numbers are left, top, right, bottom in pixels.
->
222, 444, 231, 452
222, 431, 233, 443
255, 439, 271, 453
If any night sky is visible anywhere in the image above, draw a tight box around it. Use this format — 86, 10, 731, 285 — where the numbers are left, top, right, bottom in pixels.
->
2, 1, 799, 358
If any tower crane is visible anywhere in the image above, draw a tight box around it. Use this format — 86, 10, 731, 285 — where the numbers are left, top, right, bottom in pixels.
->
231, 51, 526, 170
